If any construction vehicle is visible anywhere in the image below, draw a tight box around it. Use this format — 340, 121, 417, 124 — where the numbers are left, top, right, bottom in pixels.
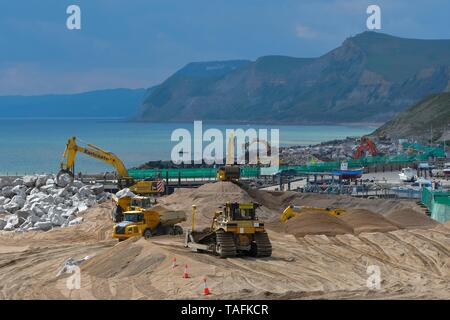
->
354, 137, 378, 159
111, 194, 154, 222
217, 132, 241, 182
185, 202, 272, 258
112, 208, 186, 241
280, 205, 346, 223
57, 137, 164, 194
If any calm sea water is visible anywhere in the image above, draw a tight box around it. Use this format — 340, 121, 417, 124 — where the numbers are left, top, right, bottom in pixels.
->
0, 119, 374, 175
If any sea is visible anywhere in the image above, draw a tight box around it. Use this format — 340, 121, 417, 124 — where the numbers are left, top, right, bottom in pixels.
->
0, 119, 374, 175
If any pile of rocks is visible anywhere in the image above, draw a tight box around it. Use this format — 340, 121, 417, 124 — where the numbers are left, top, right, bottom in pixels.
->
0, 174, 110, 232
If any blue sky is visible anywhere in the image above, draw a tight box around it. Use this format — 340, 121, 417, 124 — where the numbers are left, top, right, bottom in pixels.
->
1, 0, 449, 95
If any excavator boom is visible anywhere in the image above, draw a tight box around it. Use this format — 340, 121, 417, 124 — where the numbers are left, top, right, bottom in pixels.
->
60, 137, 129, 178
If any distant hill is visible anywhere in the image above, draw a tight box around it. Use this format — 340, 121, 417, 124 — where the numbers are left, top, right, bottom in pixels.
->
373, 93, 450, 140
0, 88, 146, 118
137, 31, 450, 124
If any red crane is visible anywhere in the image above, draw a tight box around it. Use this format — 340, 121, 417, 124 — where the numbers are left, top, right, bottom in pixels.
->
354, 137, 378, 159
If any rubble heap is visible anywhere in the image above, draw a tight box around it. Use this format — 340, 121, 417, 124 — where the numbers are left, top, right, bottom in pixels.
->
0, 175, 110, 232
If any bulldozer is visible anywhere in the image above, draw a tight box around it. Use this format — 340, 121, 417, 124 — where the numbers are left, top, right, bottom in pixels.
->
185, 202, 272, 258
280, 205, 346, 223
216, 132, 241, 182
112, 208, 186, 241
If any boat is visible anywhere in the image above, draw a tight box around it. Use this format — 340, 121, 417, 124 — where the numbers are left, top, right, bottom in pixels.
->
331, 167, 363, 179
399, 167, 417, 182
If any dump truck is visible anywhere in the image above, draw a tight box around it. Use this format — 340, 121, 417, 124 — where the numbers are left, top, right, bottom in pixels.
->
111, 194, 154, 222
112, 209, 186, 241
280, 205, 346, 223
185, 202, 272, 258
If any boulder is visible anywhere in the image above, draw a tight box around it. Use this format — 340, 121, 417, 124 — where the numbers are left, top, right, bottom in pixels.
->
78, 186, 93, 198
72, 180, 84, 189
77, 202, 88, 213
23, 175, 38, 187
16, 209, 32, 220
1, 186, 15, 198
13, 178, 24, 186
3, 195, 26, 213
56, 173, 72, 188
0, 219, 6, 230
35, 175, 50, 188
69, 217, 83, 226
51, 214, 65, 226
116, 188, 136, 199
90, 184, 104, 195
34, 221, 52, 231
46, 178, 55, 186
0, 178, 10, 188
12, 185, 27, 197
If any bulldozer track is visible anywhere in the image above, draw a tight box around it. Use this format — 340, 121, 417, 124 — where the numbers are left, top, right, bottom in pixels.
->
253, 232, 272, 257
216, 231, 237, 258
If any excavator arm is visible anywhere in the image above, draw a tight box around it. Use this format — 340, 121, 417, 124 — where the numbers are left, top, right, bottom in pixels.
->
60, 137, 131, 181
280, 205, 346, 222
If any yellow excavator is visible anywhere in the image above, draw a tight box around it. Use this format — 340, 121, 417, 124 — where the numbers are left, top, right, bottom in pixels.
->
58, 137, 164, 194
280, 205, 346, 223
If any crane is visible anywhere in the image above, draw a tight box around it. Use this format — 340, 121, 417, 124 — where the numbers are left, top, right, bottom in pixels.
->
354, 137, 378, 159
58, 137, 164, 194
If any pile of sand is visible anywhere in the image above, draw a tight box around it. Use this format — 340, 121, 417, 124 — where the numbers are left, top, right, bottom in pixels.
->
340, 209, 398, 234
284, 211, 354, 237
385, 209, 439, 229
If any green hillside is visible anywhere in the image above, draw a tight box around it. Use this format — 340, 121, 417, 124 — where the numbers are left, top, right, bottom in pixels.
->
374, 93, 450, 140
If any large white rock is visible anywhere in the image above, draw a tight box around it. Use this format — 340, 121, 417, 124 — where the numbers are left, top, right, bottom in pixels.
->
12, 185, 27, 197
0, 178, 10, 188
51, 214, 65, 226
57, 173, 72, 188
1, 186, 15, 198
23, 175, 38, 187
35, 175, 50, 188
77, 202, 88, 213
0, 196, 7, 206
72, 180, 84, 189
13, 178, 24, 186
35, 221, 52, 231
90, 184, 104, 195
3, 195, 26, 213
69, 217, 83, 226
0, 219, 6, 230
116, 188, 136, 199
78, 186, 93, 198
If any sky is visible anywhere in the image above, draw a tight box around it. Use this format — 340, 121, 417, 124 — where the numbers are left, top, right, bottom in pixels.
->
1, 0, 449, 95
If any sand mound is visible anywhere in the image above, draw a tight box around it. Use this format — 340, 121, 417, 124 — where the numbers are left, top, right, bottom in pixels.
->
157, 182, 256, 228
386, 209, 439, 229
284, 211, 354, 237
340, 209, 398, 234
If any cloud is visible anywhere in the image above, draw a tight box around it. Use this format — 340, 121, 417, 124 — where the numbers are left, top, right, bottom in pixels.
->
295, 24, 318, 39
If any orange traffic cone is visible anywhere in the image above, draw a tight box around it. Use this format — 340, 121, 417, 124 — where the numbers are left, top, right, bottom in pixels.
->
182, 264, 190, 278
172, 257, 177, 269
203, 277, 210, 295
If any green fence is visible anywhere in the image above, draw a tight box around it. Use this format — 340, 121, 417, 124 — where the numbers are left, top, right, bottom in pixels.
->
421, 188, 450, 223
129, 147, 446, 180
